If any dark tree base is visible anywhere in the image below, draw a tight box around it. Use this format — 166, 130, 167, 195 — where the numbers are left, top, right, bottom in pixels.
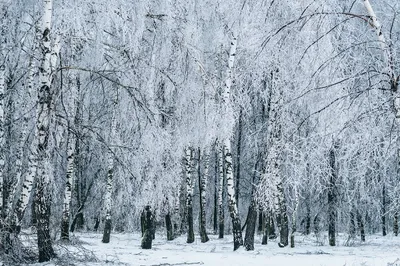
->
166, 214, 174, 241
141, 206, 154, 249
232, 217, 243, 251
61, 219, 69, 241
244, 204, 257, 251
102, 218, 111, 243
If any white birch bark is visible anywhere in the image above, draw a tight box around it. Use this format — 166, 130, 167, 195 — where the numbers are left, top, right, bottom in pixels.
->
5, 55, 35, 229
217, 144, 224, 238
199, 148, 209, 242
61, 37, 80, 240
13, 40, 40, 224
185, 146, 194, 243
35, 0, 56, 261
222, 36, 243, 250
362, 0, 399, 118
102, 88, 118, 243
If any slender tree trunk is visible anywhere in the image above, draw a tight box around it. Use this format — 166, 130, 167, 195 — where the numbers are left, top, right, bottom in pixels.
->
224, 139, 243, 250
102, 89, 118, 244
61, 41, 80, 240
349, 208, 356, 239
0, 8, 6, 226
235, 109, 242, 207
61, 126, 76, 241
394, 213, 398, 237
185, 147, 194, 244
381, 183, 386, 236
214, 147, 218, 235
305, 201, 311, 235
277, 182, 288, 248
328, 146, 337, 247
218, 146, 225, 239
290, 191, 299, 248
198, 148, 209, 243
221, 36, 243, 251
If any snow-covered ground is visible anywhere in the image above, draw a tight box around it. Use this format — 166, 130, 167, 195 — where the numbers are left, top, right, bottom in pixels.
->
27, 231, 400, 266
16, 231, 398, 266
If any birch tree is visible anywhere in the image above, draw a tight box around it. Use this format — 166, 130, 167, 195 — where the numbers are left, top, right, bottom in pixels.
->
61, 37, 80, 241
222, 36, 243, 251
102, 87, 118, 244
185, 147, 194, 244
35, 0, 57, 261
198, 148, 209, 243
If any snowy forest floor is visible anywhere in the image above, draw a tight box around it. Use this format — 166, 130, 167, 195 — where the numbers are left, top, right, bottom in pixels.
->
18, 231, 400, 266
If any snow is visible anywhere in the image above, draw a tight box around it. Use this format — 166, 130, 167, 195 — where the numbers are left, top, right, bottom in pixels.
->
27, 232, 400, 266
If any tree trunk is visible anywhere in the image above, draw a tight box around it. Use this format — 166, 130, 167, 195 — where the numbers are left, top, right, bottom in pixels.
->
235, 109, 242, 207
357, 211, 365, 242
102, 87, 118, 244
382, 183, 386, 236
362, 0, 399, 115
328, 146, 337, 247
261, 213, 268, 245
394, 213, 398, 237
214, 148, 218, 235
102, 159, 114, 243
224, 139, 243, 251
0, 14, 5, 226
218, 146, 225, 239
165, 213, 173, 241
198, 148, 209, 243
60, 131, 75, 241
141, 206, 154, 249
35, 0, 57, 261
257, 208, 263, 234
349, 209, 356, 239
277, 182, 288, 248
244, 200, 257, 250
290, 192, 299, 248
221, 36, 243, 251
185, 147, 194, 244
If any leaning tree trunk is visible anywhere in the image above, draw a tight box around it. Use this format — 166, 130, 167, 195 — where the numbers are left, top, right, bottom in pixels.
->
244, 199, 257, 251
362, 0, 399, 116
185, 147, 194, 244
102, 89, 118, 244
198, 148, 209, 243
244, 158, 261, 250
328, 145, 338, 247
